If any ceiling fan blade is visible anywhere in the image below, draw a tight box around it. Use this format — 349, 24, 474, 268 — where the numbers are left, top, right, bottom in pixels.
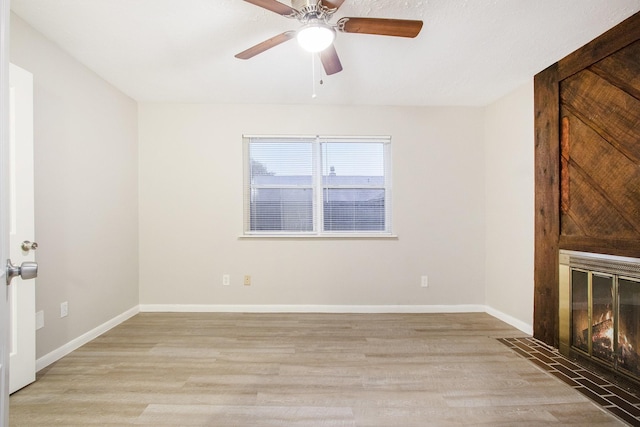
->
337, 17, 423, 38
321, 0, 345, 10
319, 44, 343, 75
235, 31, 296, 59
242, 0, 297, 16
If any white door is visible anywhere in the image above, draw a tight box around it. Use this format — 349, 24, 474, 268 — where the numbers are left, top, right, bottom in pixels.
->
7, 64, 35, 394
1, 0, 12, 422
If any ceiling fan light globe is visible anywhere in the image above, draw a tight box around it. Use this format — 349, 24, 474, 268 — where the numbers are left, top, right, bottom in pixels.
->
297, 24, 335, 53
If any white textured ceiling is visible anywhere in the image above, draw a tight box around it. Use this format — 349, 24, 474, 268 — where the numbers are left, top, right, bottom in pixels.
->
10, 0, 640, 106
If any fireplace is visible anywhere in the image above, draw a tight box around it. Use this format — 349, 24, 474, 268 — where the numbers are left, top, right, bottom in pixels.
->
559, 251, 640, 382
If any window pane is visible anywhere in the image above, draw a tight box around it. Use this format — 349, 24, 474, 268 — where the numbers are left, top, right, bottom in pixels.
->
322, 142, 384, 180
321, 141, 387, 232
250, 142, 312, 183
250, 188, 313, 231
248, 141, 314, 232
323, 189, 385, 231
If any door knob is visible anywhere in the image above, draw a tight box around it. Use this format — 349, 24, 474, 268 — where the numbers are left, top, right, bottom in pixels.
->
6, 259, 38, 286
21, 240, 38, 252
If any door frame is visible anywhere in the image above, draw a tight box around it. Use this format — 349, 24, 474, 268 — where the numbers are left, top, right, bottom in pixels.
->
1, 0, 12, 424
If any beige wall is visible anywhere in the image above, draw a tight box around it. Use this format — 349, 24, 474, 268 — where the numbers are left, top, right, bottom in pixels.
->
139, 104, 487, 307
10, 15, 139, 358
484, 80, 535, 330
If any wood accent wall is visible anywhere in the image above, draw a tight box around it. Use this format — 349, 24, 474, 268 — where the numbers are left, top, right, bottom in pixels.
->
534, 11, 640, 346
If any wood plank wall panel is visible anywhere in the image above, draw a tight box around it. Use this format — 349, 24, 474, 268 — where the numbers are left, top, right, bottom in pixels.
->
565, 163, 638, 237
534, 64, 560, 347
559, 52, 640, 251
590, 40, 640, 101
563, 112, 640, 236
561, 70, 640, 164
557, 13, 640, 81
558, 236, 640, 256
534, 11, 640, 347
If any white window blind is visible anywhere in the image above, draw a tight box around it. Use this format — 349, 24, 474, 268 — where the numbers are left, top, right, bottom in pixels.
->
244, 135, 392, 236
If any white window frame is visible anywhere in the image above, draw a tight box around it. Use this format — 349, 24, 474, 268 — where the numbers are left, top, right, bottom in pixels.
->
243, 135, 393, 238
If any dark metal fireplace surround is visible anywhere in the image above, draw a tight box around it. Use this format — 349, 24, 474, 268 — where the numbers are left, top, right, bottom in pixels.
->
560, 251, 640, 388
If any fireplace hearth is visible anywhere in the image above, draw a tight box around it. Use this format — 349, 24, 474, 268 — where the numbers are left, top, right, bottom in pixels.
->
560, 251, 640, 383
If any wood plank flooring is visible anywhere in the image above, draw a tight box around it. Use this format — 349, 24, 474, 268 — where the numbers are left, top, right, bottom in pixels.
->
9, 313, 627, 426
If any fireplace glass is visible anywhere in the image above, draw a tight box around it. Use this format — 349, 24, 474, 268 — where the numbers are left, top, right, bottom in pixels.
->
571, 269, 589, 353
591, 274, 614, 363
571, 271, 616, 363
618, 277, 640, 377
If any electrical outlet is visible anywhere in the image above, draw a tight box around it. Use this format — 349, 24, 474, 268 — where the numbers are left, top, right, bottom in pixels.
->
223, 274, 230, 286
421, 275, 429, 288
35, 310, 44, 330
244, 275, 251, 286
60, 301, 68, 318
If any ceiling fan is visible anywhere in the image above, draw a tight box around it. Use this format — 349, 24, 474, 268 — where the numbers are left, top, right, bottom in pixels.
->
235, 0, 423, 75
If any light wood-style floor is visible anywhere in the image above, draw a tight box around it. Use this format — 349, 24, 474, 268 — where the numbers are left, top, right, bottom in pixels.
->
9, 312, 626, 426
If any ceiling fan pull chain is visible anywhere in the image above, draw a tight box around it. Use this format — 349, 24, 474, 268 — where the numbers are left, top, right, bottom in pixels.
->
311, 54, 317, 98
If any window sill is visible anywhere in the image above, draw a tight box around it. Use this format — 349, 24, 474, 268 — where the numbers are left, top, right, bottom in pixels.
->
239, 234, 398, 240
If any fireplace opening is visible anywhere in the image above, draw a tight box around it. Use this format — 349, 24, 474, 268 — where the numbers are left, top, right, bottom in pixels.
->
561, 251, 640, 383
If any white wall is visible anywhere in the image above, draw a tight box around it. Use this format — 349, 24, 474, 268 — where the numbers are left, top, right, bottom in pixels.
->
484, 81, 535, 330
10, 15, 139, 358
139, 104, 486, 308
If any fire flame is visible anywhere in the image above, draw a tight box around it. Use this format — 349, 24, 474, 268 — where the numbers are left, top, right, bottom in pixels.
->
593, 310, 634, 358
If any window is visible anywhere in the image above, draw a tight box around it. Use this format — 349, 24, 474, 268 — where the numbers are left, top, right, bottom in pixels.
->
243, 135, 392, 236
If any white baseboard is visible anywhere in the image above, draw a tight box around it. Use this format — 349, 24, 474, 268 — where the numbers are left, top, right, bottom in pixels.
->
36, 305, 140, 372
485, 306, 533, 335
138, 304, 488, 314
36, 304, 532, 372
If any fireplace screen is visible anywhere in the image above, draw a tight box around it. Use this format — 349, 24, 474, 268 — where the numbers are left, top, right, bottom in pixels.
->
619, 278, 640, 376
570, 266, 640, 378
571, 269, 588, 353
592, 274, 614, 363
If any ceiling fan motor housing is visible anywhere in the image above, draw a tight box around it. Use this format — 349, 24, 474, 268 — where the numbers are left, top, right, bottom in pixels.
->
291, 0, 336, 22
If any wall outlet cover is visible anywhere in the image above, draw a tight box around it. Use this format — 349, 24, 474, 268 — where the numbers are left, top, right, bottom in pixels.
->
60, 301, 68, 318
421, 275, 429, 288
